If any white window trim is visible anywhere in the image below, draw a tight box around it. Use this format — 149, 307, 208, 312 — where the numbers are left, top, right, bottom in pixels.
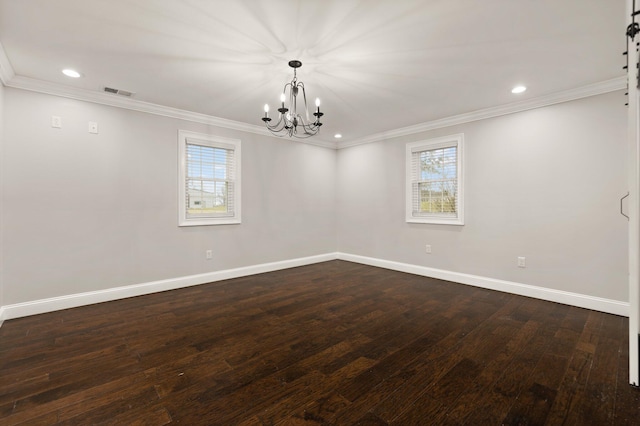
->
406, 134, 464, 225
178, 130, 241, 226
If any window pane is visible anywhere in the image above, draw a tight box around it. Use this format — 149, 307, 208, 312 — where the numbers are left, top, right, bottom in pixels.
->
186, 142, 233, 217
416, 146, 457, 215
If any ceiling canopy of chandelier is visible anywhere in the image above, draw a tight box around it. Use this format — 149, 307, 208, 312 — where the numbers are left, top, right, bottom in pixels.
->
262, 60, 323, 138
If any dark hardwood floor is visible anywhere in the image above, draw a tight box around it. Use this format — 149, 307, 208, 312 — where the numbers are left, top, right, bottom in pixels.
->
1, 260, 638, 425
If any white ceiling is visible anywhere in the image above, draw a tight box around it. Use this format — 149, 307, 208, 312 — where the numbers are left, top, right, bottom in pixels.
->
0, 0, 627, 143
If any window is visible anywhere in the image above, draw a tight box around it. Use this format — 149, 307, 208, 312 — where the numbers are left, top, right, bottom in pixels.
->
406, 134, 464, 225
178, 130, 241, 226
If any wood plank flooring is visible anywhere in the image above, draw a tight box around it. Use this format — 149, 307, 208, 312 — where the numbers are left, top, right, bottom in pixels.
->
1, 260, 638, 425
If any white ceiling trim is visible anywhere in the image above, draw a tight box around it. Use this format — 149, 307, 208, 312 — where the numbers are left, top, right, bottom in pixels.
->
4, 74, 338, 150
0, 36, 338, 149
338, 77, 627, 149
0, 29, 625, 152
5, 73, 626, 151
0, 40, 15, 85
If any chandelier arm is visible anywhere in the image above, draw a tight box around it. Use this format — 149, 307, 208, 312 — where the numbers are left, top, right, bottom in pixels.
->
265, 115, 287, 133
301, 124, 320, 136
295, 128, 318, 138
281, 82, 292, 119
282, 82, 292, 96
298, 82, 312, 124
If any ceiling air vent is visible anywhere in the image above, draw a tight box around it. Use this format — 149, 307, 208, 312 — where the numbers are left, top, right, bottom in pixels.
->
103, 87, 135, 97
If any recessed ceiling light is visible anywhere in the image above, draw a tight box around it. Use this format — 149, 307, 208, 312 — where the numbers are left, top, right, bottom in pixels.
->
62, 69, 81, 78
511, 85, 527, 94
334, 134, 342, 139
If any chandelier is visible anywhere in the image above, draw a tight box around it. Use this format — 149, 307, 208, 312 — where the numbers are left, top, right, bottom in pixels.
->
262, 60, 323, 138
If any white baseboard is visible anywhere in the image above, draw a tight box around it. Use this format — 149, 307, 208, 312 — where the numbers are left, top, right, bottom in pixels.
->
0, 253, 337, 322
337, 252, 629, 317
0, 251, 629, 326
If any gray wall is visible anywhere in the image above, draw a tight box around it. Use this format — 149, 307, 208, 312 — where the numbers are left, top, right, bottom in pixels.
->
337, 91, 628, 302
0, 81, 4, 309
1, 88, 337, 304
0, 87, 629, 308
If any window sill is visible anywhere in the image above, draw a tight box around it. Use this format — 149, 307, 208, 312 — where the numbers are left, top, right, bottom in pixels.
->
179, 217, 242, 227
406, 217, 464, 226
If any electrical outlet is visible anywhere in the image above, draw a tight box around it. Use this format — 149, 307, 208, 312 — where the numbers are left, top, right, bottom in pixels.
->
206, 250, 213, 260
51, 116, 62, 128
425, 244, 432, 254
517, 256, 526, 268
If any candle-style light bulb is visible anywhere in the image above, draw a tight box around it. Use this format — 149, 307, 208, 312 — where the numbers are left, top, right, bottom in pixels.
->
264, 104, 269, 118
315, 98, 320, 112
280, 93, 286, 107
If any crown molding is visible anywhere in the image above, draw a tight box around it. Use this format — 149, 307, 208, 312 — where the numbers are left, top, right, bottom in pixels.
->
7, 75, 266, 133
338, 76, 627, 149
2, 64, 623, 152
0, 41, 15, 85
4, 75, 338, 149
0, 39, 339, 148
